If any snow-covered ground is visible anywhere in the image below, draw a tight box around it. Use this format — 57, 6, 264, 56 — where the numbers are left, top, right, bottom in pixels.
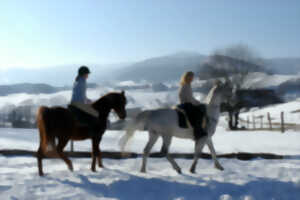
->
1, 81, 300, 199
243, 72, 300, 89
239, 98, 300, 127
1, 125, 300, 200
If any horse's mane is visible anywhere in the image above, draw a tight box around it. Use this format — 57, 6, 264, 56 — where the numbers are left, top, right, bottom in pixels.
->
92, 92, 118, 105
204, 85, 219, 105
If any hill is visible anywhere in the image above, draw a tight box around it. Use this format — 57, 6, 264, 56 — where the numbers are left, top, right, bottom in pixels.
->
0, 83, 98, 96
115, 52, 206, 82
0, 83, 65, 96
1, 54, 299, 85
266, 58, 300, 75
116, 54, 300, 82
0, 63, 127, 87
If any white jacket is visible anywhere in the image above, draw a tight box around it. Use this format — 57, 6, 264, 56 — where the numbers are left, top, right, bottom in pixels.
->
178, 84, 200, 105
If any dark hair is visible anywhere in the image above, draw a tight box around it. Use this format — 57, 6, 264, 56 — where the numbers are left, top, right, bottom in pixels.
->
75, 66, 90, 81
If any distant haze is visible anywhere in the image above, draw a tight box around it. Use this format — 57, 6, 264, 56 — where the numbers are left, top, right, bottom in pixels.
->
0, 52, 299, 86
0, 63, 130, 86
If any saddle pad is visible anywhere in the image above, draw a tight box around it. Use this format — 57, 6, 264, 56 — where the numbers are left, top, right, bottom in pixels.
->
176, 109, 189, 129
175, 103, 208, 129
68, 105, 99, 137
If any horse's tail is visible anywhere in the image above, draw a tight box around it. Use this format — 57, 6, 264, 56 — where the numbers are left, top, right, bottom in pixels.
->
119, 110, 151, 152
37, 106, 56, 153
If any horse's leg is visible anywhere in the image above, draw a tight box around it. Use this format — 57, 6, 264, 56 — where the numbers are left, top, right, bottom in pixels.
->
56, 138, 73, 172
141, 131, 158, 173
37, 146, 44, 176
190, 137, 207, 173
91, 136, 103, 172
207, 138, 224, 170
159, 142, 168, 155
97, 136, 104, 168
162, 135, 182, 174
91, 138, 97, 172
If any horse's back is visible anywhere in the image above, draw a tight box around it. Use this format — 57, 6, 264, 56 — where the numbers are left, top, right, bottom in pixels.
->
136, 108, 194, 138
37, 106, 75, 133
137, 108, 178, 130
137, 108, 176, 120
149, 108, 177, 122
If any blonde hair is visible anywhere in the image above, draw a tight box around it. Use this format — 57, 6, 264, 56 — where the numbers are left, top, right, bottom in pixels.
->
180, 71, 194, 86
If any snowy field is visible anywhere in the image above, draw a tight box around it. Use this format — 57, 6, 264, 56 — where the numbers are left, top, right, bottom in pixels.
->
1, 125, 300, 200
1, 83, 300, 199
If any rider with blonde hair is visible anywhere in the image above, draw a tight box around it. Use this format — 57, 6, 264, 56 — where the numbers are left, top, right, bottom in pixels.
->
179, 71, 200, 105
178, 71, 207, 140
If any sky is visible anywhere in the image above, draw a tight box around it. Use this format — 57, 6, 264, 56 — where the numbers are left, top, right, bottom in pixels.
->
1, 0, 300, 70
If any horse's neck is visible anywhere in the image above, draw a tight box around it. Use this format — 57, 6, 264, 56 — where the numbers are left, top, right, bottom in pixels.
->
206, 100, 221, 137
206, 104, 220, 123
92, 98, 112, 120
99, 110, 110, 121
205, 86, 221, 122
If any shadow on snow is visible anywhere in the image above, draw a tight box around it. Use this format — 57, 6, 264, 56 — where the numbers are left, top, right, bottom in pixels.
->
48, 171, 300, 200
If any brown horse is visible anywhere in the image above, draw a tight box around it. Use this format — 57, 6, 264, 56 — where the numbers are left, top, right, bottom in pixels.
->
36, 91, 127, 176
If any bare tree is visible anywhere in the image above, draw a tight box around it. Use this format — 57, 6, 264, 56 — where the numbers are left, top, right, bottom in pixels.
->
199, 44, 265, 90
199, 44, 267, 130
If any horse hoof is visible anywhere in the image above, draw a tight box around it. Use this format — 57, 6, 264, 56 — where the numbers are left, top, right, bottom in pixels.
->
91, 165, 97, 172
177, 169, 182, 174
190, 165, 196, 174
140, 169, 146, 173
99, 164, 105, 168
68, 165, 74, 172
215, 164, 224, 171
218, 167, 224, 171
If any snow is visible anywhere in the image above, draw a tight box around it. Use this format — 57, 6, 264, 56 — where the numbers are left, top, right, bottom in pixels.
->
1, 125, 300, 199
243, 72, 299, 89
240, 98, 300, 125
1, 83, 300, 199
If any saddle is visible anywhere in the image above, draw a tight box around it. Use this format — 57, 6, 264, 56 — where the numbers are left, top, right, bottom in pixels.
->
175, 103, 208, 130
68, 105, 100, 137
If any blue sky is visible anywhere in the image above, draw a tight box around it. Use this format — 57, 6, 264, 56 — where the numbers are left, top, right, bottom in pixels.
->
1, 0, 300, 69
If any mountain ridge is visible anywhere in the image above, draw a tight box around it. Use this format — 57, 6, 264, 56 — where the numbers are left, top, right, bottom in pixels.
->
1, 52, 299, 85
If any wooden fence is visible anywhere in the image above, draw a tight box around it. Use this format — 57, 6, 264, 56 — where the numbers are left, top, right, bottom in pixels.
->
0, 149, 285, 160
239, 111, 300, 133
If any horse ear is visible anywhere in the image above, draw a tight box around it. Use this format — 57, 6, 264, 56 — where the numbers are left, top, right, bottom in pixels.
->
214, 79, 222, 86
121, 90, 125, 95
225, 76, 230, 83
225, 78, 233, 88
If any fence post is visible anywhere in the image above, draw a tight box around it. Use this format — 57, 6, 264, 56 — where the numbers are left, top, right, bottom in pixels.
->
281, 111, 285, 133
267, 112, 272, 130
247, 116, 250, 129
252, 115, 256, 129
259, 116, 263, 129
71, 140, 74, 152
238, 117, 242, 128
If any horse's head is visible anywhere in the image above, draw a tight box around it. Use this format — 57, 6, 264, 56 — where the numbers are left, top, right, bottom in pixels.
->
102, 91, 127, 120
221, 80, 234, 102
92, 91, 127, 120
112, 91, 127, 119
207, 79, 234, 106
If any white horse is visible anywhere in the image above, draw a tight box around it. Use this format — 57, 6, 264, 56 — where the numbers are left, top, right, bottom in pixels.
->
119, 81, 233, 174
